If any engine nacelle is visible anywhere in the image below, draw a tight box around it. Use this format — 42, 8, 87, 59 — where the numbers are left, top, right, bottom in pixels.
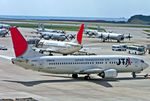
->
99, 69, 118, 78
43, 35, 50, 40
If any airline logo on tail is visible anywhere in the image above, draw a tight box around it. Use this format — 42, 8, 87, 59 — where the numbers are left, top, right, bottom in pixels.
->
10, 27, 28, 57
77, 24, 84, 44
73, 24, 84, 44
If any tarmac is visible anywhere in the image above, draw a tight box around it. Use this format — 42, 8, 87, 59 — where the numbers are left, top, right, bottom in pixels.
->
0, 25, 150, 101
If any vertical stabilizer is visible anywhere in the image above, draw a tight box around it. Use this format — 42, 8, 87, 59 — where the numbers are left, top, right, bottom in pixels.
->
41, 24, 45, 31
10, 27, 28, 57
72, 24, 84, 44
38, 23, 41, 29
10, 27, 44, 58
97, 24, 101, 32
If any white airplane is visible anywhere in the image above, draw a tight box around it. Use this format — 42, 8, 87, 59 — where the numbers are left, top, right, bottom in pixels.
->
0, 26, 149, 80
0, 29, 9, 37
86, 31, 132, 42
35, 23, 65, 34
0, 24, 10, 29
34, 24, 84, 55
85, 25, 132, 42
32, 23, 67, 41
39, 32, 68, 41
35, 24, 76, 41
96, 32, 127, 42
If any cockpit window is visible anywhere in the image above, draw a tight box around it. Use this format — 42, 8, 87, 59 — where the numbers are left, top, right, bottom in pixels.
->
141, 60, 144, 63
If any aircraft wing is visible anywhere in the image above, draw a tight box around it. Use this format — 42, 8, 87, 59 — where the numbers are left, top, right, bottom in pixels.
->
75, 67, 104, 74
0, 55, 14, 60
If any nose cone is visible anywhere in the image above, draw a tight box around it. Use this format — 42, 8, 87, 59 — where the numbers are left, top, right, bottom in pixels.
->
143, 63, 149, 69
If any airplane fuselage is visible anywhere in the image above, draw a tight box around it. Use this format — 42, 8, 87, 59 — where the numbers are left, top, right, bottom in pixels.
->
37, 40, 82, 54
12, 55, 148, 74
0, 29, 8, 37
40, 32, 66, 41
97, 32, 124, 41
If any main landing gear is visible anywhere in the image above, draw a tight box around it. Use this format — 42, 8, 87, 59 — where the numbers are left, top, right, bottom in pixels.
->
84, 75, 90, 80
72, 74, 91, 80
72, 74, 78, 78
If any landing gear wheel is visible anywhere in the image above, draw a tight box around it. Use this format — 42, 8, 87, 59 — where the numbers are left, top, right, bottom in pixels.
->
132, 72, 136, 78
49, 53, 53, 56
84, 76, 90, 80
72, 74, 78, 79
39, 50, 44, 54
63, 54, 67, 56
98, 72, 105, 78
117, 40, 120, 43
144, 74, 148, 78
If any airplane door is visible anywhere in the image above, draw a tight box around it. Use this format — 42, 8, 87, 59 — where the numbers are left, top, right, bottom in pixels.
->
134, 60, 139, 67
38, 60, 44, 68
37, 60, 46, 71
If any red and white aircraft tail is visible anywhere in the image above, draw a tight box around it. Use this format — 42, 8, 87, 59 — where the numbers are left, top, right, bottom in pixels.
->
72, 24, 84, 44
9, 27, 44, 58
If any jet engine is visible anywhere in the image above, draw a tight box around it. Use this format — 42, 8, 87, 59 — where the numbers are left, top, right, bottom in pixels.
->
43, 35, 50, 40
98, 69, 118, 78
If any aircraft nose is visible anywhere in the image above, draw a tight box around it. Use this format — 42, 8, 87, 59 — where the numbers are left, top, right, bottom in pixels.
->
143, 63, 149, 69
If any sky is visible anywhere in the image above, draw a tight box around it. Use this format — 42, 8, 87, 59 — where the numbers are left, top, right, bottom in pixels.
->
0, 0, 150, 18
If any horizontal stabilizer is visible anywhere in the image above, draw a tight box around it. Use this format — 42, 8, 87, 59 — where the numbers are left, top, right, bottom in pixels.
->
0, 55, 14, 60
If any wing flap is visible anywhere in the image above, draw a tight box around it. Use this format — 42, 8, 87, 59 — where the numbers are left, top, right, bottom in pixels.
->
75, 67, 104, 74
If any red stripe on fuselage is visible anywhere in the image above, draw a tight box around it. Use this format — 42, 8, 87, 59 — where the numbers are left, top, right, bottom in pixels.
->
126, 57, 131, 67
9, 27, 28, 57
128, 57, 131, 65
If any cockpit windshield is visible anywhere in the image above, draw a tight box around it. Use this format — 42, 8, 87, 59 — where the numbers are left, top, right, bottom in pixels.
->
141, 60, 144, 63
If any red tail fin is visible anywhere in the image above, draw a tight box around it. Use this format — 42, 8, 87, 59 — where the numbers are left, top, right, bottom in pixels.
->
9, 27, 28, 57
77, 24, 84, 44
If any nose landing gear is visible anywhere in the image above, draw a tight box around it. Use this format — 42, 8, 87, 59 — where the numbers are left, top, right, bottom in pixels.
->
132, 72, 136, 78
84, 75, 90, 80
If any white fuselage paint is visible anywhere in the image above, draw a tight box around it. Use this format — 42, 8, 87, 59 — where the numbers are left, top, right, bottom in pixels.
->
12, 55, 148, 74
38, 40, 82, 54
0, 29, 8, 36
97, 32, 124, 41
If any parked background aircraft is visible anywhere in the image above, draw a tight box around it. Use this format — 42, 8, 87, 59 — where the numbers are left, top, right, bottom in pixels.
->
0, 29, 9, 37
34, 23, 65, 34
39, 32, 68, 41
96, 32, 132, 42
84, 24, 101, 36
85, 24, 132, 42
0, 24, 10, 29
32, 23, 76, 41
1, 25, 148, 80
33, 23, 68, 41
34, 24, 84, 55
